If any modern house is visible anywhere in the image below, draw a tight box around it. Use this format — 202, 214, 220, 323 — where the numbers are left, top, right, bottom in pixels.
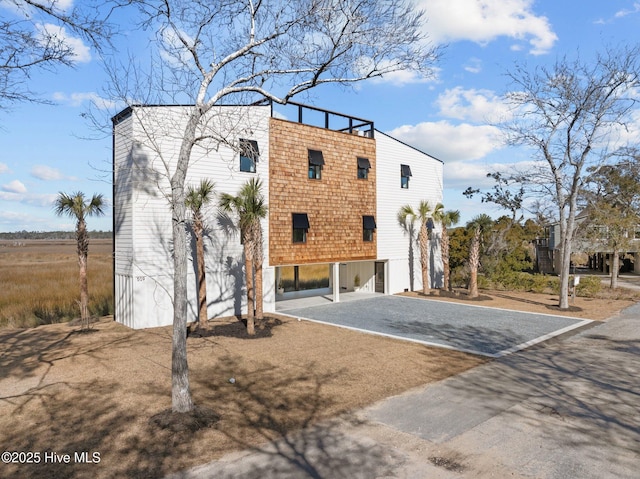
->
113, 101, 444, 329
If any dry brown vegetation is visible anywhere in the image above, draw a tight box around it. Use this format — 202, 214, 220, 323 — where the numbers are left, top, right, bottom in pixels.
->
0, 314, 486, 479
2, 239, 639, 477
0, 240, 113, 328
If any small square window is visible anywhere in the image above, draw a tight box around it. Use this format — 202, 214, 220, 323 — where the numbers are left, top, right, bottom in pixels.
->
308, 149, 324, 180
400, 164, 412, 189
357, 157, 371, 179
363, 215, 376, 242
239, 139, 259, 173
292, 213, 310, 243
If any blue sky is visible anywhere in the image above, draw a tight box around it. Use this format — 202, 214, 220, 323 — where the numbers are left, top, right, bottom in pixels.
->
1, 0, 639, 232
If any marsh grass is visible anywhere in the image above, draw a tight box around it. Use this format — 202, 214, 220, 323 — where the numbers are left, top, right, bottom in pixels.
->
279, 264, 330, 292
0, 239, 113, 328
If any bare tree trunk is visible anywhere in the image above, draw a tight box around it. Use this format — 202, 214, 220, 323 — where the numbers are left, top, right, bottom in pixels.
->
468, 228, 480, 298
419, 224, 430, 294
170, 113, 197, 414
558, 217, 575, 309
611, 250, 620, 289
171, 204, 194, 412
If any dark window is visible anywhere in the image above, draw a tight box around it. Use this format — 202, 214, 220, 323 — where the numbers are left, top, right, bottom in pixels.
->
308, 149, 324, 179
400, 164, 412, 189
363, 215, 376, 242
357, 157, 371, 179
239, 139, 259, 173
292, 213, 310, 243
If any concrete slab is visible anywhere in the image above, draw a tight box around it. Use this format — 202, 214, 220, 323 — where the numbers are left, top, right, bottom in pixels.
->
280, 295, 592, 357
166, 303, 640, 479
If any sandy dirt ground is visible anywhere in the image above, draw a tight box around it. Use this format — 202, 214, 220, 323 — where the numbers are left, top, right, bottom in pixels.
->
0, 289, 635, 479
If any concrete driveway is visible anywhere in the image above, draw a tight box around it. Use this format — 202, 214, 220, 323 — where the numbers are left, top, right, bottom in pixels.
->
167, 301, 640, 479
279, 294, 592, 357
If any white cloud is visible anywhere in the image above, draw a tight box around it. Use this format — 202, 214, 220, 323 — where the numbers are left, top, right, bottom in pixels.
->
52, 91, 116, 109
436, 87, 511, 123
56, 0, 75, 11
615, 2, 640, 18
36, 23, 91, 63
2, 180, 27, 194
31, 165, 78, 181
159, 27, 196, 67
0, 163, 8, 174
444, 159, 545, 189
443, 160, 493, 189
463, 57, 482, 74
388, 120, 503, 162
0, 190, 57, 206
373, 67, 439, 86
416, 0, 558, 55
359, 57, 441, 86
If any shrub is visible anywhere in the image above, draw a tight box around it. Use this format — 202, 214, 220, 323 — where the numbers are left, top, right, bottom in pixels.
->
575, 275, 602, 298
477, 274, 491, 290
449, 267, 467, 289
487, 271, 558, 293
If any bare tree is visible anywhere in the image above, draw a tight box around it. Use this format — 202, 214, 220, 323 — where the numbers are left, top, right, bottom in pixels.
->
499, 46, 640, 309
0, 0, 117, 109
107, 0, 438, 413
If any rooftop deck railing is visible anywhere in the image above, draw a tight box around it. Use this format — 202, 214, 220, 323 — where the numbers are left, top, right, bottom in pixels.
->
265, 100, 375, 138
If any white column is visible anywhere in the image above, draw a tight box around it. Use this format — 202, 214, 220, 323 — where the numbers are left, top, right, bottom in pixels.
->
333, 262, 340, 303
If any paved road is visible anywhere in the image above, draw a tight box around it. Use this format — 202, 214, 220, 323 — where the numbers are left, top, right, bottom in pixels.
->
282, 295, 592, 357
167, 302, 640, 479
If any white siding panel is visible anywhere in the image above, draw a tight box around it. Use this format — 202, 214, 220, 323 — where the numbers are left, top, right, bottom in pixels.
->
115, 105, 273, 328
375, 131, 444, 292
115, 274, 134, 328
113, 115, 134, 275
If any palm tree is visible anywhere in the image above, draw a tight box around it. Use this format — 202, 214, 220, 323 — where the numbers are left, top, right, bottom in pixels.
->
185, 179, 215, 330
433, 203, 460, 291
53, 191, 106, 330
416, 200, 433, 294
219, 178, 267, 335
398, 201, 432, 294
397, 205, 417, 291
466, 214, 493, 298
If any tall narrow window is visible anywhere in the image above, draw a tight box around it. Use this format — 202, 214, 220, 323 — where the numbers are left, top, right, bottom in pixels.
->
363, 215, 376, 242
400, 164, 412, 189
357, 157, 371, 179
308, 149, 324, 180
239, 139, 259, 173
292, 213, 310, 243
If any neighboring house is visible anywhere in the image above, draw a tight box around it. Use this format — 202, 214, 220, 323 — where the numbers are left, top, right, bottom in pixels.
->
536, 213, 640, 274
112, 101, 444, 329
